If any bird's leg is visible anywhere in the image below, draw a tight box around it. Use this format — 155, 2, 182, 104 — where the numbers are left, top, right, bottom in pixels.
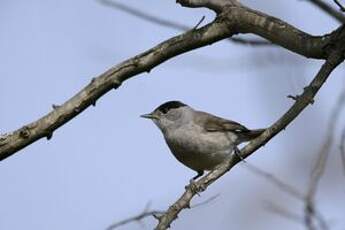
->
192, 170, 204, 180
234, 146, 246, 162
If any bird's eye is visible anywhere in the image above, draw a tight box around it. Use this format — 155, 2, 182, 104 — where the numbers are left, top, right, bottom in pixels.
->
161, 108, 169, 114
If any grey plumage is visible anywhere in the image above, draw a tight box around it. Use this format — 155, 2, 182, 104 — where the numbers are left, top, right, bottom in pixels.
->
141, 101, 264, 179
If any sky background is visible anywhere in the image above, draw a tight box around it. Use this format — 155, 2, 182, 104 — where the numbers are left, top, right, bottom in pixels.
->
1, 0, 345, 229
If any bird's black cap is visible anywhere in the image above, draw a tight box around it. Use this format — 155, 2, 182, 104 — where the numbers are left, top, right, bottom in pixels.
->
156, 101, 187, 114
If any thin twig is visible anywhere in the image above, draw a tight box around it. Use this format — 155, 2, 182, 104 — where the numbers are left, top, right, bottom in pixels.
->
107, 195, 219, 229
244, 161, 331, 229
106, 205, 164, 230
304, 87, 345, 230
307, 0, 345, 23
264, 201, 304, 224
193, 16, 206, 30
243, 162, 305, 201
334, 0, 345, 11
98, 0, 272, 46
340, 126, 345, 176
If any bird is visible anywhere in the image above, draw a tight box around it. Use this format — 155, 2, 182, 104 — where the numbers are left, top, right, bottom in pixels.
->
141, 101, 264, 180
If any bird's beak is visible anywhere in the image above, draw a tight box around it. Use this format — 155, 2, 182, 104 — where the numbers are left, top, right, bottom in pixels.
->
140, 113, 159, 120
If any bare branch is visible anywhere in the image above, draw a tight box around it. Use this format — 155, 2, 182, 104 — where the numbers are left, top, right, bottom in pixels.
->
98, 0, 272, 46
307, 0, 345, 23
98, 0, 189, 31
264, 201, 304, 224
106, 203, 164, 230
340, 126, 345, 175
0, 14, 234, 160
243, 163, 305, 201
334, 0, 345, 12
304, 86, 345, 230
193, 16, 206, 30
244, 161, 330, 229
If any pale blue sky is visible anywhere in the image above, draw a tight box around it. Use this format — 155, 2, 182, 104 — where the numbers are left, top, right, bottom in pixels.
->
1, 1, 344, 229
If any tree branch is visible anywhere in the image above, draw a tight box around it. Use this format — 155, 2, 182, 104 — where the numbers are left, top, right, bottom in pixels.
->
0, 17, 235, 161
307, 0, 345, 23
0, 0, 343, 161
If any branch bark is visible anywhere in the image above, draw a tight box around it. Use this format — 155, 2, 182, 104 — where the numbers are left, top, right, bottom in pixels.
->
0, 1, 343, 163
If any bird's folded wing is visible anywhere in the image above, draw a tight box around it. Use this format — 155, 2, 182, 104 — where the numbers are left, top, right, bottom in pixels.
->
194, 111, 249, 133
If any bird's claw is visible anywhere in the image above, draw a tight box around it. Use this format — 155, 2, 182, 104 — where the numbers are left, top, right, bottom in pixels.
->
234, 146, 246, 162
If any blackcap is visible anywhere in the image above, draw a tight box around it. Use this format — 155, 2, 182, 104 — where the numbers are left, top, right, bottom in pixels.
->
141, 101, 264, 180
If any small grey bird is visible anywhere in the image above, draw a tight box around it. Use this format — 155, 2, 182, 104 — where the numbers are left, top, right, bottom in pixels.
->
141, 101, 264, 180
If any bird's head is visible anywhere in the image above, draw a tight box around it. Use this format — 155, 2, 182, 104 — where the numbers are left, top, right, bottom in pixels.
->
141, 101, 193, 132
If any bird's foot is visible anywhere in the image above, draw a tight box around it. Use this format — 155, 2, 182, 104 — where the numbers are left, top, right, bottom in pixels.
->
185, 179, 206, 196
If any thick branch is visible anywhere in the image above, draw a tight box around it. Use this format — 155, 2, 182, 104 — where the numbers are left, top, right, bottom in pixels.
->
0, 19, 234, 161
0, 1, 343, 160
154, 30, 345, 229
179, 0, 336, 58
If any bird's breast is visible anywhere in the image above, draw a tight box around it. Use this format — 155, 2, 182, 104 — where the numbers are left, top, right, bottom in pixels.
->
163, 124, 237, 171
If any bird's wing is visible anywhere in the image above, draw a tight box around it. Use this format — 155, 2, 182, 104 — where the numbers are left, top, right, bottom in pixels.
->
194, 111, 249, 133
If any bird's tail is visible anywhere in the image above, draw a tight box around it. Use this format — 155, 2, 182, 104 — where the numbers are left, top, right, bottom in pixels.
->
240, 128, 265, 142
